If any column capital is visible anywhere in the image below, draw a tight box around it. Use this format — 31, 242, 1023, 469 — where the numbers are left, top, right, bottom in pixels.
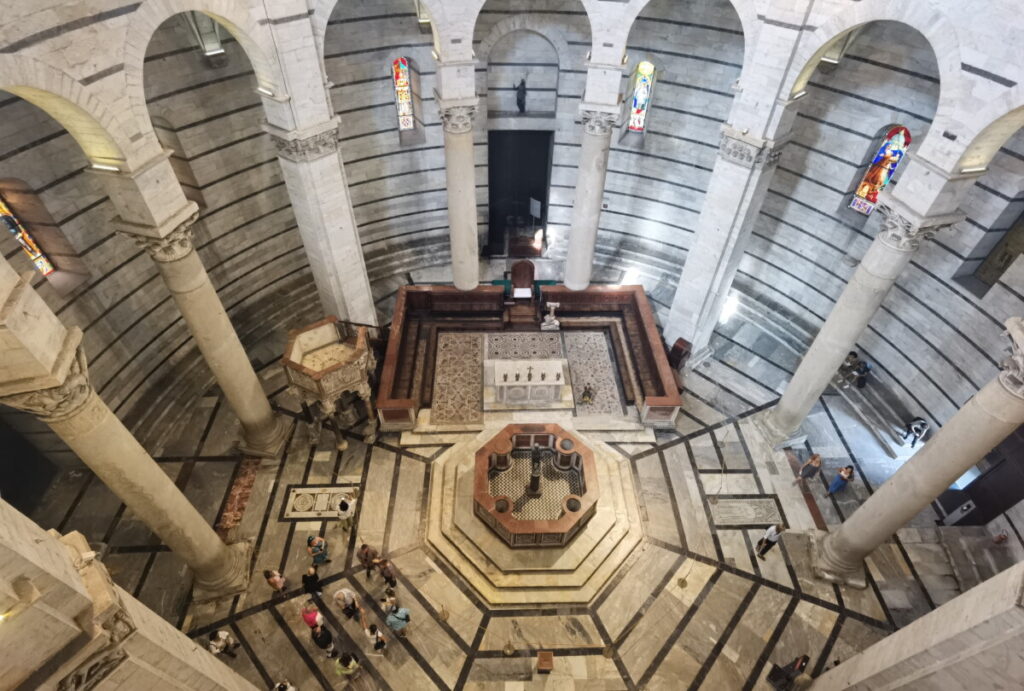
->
999, 317, 1024, 399
0, 345, 93, 422
718, 125, 785, 169
267, 120, 341, 162
438, 104, 478, 134
580, 109, 617, 135
875, 196, 962, 252
117, 210, 199, 263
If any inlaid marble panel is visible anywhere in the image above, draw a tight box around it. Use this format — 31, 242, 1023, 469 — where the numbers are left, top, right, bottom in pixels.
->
280, 484, 358, 520
709, 497, 782, 526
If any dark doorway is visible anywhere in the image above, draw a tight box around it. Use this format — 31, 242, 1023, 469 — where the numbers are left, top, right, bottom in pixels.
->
486, 130, 552, 257
0, 418, 58, 515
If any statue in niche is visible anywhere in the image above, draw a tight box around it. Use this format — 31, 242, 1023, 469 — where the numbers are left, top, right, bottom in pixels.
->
514, 77, 527, 114
515, 372, 520, 381
503, 372, 508, 382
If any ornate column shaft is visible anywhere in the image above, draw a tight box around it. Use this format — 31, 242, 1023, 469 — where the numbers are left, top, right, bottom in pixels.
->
119, 215, 287, 458
0, 343, 249, 594
762, 196, 962, 443
564, 109, 617, 291
440, 102, 480, 291
813, 318, 1024, 587
268, 119, 377, 324
664, 125, 786, 356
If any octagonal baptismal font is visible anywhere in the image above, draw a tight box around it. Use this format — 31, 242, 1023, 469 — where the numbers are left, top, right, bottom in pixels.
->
474, 424, 598, 548
427, 422, 644, 605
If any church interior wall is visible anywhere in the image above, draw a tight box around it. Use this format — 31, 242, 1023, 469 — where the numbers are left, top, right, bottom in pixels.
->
1, 0, 1023, 459
600, 0, 744, 308
326, 0, 453, 317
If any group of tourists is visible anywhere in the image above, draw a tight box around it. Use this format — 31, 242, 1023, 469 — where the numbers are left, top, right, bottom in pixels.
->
208, 491, 413, 685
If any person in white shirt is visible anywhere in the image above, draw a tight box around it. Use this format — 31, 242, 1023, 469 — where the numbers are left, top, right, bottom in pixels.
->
756, 524, 784, 560
271, 681, 297, 691
337, 495, 356, 531
207, 630, 239, 658
332, 587, 360, 618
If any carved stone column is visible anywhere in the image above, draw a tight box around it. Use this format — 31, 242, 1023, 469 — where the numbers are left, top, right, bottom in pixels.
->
565, 109, 617, 290
664, 125, 785, 357
761, 196, 962, 444
119, 215, 288, 458
812, 318, 1024, 587
440, 102, 480, 290
268, 119, 377, 324
0, 343, 250, 595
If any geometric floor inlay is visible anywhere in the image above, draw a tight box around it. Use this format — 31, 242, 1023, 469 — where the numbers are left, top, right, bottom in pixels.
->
279, 483, 358, 521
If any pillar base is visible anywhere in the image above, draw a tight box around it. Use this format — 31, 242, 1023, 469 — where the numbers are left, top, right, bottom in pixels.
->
238, 414, 289, 459
809, 529, 867, 589
192, 540, 253, 602
683, 346, 714, 371
751, 409, 806, 450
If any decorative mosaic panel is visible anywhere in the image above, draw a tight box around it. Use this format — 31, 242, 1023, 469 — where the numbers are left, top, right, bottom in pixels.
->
708, 497, 782, 527
431, 332, 484, 424
280, 484, 359, 521
485, 332, 563, 360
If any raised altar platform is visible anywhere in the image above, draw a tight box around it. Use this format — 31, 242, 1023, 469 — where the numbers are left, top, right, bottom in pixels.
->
375, 281, 682, 430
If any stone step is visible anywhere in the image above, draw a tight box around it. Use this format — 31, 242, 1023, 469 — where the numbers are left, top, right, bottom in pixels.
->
437, 445, 639, 588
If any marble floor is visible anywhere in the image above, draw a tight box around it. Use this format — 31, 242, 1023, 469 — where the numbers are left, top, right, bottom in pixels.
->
32, 341, 993, 690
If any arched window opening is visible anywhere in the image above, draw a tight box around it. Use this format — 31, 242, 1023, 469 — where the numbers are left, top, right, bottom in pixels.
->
392, 57, 425, 145
1, 194, 52, 275
393, 57, 415, 131
850, 125, 911, 215
628, 61, 656, 133
0, 179, 90, 295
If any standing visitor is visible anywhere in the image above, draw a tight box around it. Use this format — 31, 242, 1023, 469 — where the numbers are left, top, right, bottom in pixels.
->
901, 417, 929, 448
333, 586, 360, 619
300, 601, 324, 630
834, 351, 860, 389
335, 653, 361, 681
756, 524, 785, 560
307, 535, 330, 566
207, 630, 240, 658
792, 453, 822, 487
826, 466, 855, 497
311, 624, 338, 659
384, 605, 412, 637
359, 608, 388, 655
271, 681, 297, 691
264, 569, 287, 596
302, 566, 324, 597
377, 558, 398, 589
358, 543, 379, 579
337, 495, 356, 532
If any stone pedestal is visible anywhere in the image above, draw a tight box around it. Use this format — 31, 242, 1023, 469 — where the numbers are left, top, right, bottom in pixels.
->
118, 216, 288, 459
440, 102, 480, 291
565, 109, 616, 290
763, 197, 961, 442
814, 317, 1024, 586
665, 126, 785, 351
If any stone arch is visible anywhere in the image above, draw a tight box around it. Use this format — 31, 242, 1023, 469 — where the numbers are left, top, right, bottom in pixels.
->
623, 0, 754, 63
782, 1, 960, 104
476, 16, 572, 69
955, 88, 1024, 172
123, 0, 282, 135
0, 54, 130, 168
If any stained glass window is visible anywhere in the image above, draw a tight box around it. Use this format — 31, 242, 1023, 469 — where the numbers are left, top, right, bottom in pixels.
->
628, 61, 656, 132
1, 193, 53, 276
850, 125, 911, 215
393, 57, 415, 131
